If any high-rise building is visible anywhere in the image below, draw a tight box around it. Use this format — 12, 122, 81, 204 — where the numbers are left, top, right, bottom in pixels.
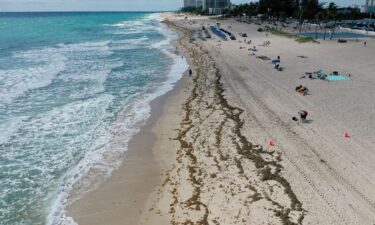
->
365, 0, 375, 13
196, 0, 203, 8
183, 0, 230, 14
203, 0, 230, 9
203, 0, 231, 14
184, 0, 203, 8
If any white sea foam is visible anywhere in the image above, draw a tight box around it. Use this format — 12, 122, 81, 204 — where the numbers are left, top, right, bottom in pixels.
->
0, 92, 114, 225
0, 41, 117, 105
109, 36, 150, 50
0, 42, 119, 155
109, 17, 156, 35
39, 94, 113, 225
59, 41, 122, 97
0, 117, 28, 145
46, 13, 188, 225
0, 48, 66, 103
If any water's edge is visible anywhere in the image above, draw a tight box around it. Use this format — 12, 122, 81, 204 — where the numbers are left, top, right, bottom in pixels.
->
48, 14, 189, 225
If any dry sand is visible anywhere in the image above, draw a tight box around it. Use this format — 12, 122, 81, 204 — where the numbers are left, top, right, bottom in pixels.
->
69, 13, 375, 225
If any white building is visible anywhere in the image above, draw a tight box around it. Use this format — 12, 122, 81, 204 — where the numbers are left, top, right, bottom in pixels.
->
183, 0, 230, 14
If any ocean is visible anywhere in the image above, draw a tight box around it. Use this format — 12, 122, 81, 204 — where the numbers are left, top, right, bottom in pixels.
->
0, 12, 187, 225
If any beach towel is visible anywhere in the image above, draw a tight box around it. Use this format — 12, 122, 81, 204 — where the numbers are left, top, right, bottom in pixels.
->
326, 75, 350, 81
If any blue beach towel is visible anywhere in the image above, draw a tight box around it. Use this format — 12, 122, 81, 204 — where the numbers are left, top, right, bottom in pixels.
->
326, 75, 350, 81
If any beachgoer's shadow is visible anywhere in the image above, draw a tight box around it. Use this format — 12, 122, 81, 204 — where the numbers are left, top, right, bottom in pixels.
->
303, 119, 313, 124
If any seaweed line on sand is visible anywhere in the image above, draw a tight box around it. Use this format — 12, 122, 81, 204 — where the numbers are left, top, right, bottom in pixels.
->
154, 19, 306, 225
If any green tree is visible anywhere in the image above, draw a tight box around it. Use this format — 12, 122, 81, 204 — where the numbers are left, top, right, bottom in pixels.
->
259, 0, 296, 18
225, 3, 259, 17
300, 0, 324, 19
326, 2, 339, 21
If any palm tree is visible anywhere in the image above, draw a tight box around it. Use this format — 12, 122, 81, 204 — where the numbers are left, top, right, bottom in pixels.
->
325, 2, 339, 39
326, 2, 339, 21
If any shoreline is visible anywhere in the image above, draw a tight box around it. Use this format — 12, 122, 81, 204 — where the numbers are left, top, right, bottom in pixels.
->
67, 71, 190, 225
66, 16, 191, 224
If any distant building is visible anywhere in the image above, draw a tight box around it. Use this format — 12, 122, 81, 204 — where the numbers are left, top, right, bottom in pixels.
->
360, 5, 367, 13
340, 4, 361, 14
197, 0, 203, 8
351, 4, 360, 9
183, 0, 230, 14
365, 0, 375, 13
184, 0, 203, 8
203, 0, 231, 14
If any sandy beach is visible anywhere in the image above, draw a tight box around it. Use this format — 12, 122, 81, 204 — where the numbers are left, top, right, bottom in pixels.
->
68, 13, 375, 225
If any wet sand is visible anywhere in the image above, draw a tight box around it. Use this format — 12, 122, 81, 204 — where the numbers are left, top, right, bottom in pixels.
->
67, 72, 191, 224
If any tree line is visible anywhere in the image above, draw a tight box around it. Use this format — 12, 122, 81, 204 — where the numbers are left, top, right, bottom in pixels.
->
225, 1, 367, 21
180, 0, 370, 22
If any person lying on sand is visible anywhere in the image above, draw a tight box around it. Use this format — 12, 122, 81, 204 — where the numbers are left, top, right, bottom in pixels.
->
275, 64, 283, 71
257, 56, 270, 60
308, 74, 316, 79
295, 85, 309, 96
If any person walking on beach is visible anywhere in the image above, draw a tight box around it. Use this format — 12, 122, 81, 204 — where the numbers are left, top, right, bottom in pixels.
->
364, 41, 367, 48
189, 68, 192, 76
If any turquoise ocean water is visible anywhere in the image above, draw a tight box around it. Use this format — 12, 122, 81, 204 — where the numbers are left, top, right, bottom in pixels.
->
0, 12, 187, 225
